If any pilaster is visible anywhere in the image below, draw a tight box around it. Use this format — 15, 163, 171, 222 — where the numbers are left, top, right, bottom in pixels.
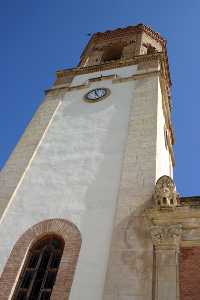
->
150, 224, 182, 300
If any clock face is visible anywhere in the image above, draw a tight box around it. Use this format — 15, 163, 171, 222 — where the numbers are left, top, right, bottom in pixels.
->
84, 88, 110, 102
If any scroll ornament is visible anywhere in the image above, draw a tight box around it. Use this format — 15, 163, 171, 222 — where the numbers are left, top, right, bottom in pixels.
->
150, 224, 182, 247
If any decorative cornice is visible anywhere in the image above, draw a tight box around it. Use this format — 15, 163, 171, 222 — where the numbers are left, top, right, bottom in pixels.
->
146, 197, 200, 246
93, 24, 165, 43
150, 224, 182, 248
56, 52, 171, 87
146, 206, 200, 227
46, 69, 160, 95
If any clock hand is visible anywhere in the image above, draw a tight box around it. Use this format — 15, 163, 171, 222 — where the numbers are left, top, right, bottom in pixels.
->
90, 91, 96, 99
95, 89, 99, 98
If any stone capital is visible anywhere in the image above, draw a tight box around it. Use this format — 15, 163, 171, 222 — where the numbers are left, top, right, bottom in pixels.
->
150, 224, 182, 249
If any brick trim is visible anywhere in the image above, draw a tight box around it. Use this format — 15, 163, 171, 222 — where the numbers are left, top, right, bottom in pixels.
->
0, 219, 81, 300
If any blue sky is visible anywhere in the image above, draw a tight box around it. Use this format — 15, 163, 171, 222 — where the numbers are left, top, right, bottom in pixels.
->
0, 0, 199, 196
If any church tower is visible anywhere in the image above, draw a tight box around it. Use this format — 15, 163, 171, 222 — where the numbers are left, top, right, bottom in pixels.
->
0, 24, 175, 300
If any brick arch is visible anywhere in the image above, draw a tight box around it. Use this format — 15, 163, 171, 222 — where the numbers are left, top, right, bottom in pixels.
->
0, 218, 81, 300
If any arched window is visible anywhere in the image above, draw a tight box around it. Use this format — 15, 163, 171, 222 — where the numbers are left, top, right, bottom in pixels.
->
12, 236, 64, 300
0, 219, 81, 300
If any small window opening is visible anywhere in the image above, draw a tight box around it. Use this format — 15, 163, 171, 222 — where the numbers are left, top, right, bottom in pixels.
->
163, 197, 167, 205
147, 45, 156, 54
102, 45, 123, 62
12, 236, 64, 300
170, 198, 174, 205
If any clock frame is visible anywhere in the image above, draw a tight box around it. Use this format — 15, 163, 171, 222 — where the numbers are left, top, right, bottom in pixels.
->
84, 88, 110, 103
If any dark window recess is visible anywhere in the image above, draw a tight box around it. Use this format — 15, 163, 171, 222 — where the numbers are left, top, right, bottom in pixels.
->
44, 271, 57, 289
20, 271, 33, 288
163, 197, 167, 205
16, 291, 26, 300
102, 45, 123, 62
27, 253, 40, 268
40, 291, 51, 300
12, 236, 64, 300
50, 253, 61, 268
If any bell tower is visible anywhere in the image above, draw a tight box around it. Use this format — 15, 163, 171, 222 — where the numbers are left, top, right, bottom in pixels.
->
0, 24, 174, 300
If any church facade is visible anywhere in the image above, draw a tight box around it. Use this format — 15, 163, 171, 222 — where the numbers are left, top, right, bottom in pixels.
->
0, 23, 198, 300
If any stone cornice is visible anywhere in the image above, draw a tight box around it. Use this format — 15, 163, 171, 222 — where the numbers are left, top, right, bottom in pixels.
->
47, 69, 160, 94
93, 24, 166, 44
57, 53, 162, 75
56, 52, 171, 88
146, 205, 200, 247
146, 206, 200, 229
80, 24, 166, 59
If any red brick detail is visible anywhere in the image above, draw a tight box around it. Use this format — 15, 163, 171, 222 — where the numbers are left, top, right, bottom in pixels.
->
0, 219, 81, 300
180, 246, 200, 300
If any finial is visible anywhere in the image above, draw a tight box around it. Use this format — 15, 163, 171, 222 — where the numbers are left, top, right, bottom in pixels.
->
153, 175, 179, 208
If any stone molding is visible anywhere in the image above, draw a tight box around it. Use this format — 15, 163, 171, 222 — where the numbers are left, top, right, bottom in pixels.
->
150, 224, 182, 248
92, 24, 166, 44
56, 52, 168, 82
0, 219, 81, 300
146, 206, 200, 228
48, 69, 160, 94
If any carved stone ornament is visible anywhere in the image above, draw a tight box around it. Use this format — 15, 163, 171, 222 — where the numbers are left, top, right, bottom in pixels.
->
153, 175, 179, 208
150, 225, 182, 247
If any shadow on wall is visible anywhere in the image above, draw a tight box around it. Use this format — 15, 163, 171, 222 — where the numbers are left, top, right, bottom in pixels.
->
104, 210, 154, 297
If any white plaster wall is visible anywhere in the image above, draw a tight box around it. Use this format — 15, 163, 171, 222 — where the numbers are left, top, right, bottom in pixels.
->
156, 79, 172, 179
71, 65, 138, 86
0, 66, 138, 300
0, 64, 173, 300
